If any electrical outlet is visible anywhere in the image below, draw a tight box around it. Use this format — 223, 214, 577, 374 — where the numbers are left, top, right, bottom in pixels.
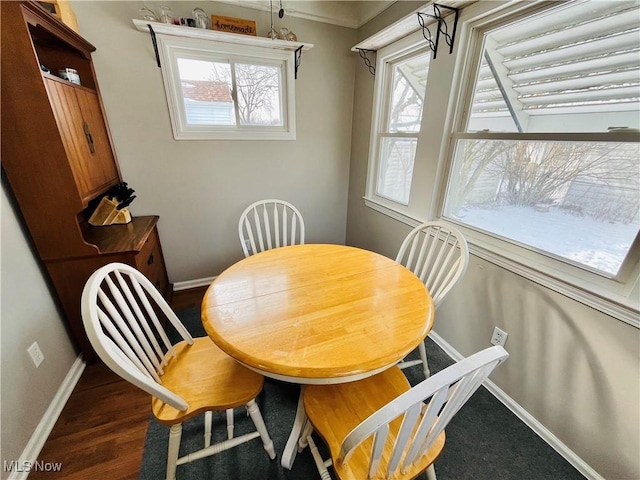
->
490, 327, 508, 347
28, 341, 45, 368
244, 238, 252, 255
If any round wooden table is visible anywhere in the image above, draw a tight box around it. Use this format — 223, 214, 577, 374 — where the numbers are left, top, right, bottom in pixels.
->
202, 244, 434, 382
201, 243, 435, 468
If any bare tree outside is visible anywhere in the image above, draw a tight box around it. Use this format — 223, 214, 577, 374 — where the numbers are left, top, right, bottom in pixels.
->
448, 140, 639, 224
235, 63, 280, 125
207, 61, 281, 125
444, 140, 639, 274
378, 62, 427, 202
388, 69, 423, 132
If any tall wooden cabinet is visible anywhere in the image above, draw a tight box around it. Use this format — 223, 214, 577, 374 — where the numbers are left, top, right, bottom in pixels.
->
1, 1, 171, 363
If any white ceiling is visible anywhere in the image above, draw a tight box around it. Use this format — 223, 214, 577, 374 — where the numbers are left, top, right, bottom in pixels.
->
214, 1, 396, 29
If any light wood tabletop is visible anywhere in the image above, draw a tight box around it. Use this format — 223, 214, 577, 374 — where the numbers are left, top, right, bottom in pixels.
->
201, 244, 435, 469
201, 244, 435, 383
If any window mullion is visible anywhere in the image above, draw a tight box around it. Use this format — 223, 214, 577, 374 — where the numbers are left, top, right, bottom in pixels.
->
229, 59, 242, 128
453, 131, 640, 142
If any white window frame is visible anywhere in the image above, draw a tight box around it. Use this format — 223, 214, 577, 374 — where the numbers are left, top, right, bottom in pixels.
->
361, 1, 640, 327
157, 34, 296, 140
364, 27, 440, 223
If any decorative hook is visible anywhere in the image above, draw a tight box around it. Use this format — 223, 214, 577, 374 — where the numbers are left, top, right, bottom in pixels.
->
357, 49, 376, 76
417, 4, 459, 59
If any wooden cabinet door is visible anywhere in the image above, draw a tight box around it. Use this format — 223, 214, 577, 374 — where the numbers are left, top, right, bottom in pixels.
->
45, 77, 119, 203
75, 88, 120, 196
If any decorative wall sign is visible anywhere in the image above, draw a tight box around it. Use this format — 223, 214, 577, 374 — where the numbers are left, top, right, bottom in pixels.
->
211, 15, 256, 36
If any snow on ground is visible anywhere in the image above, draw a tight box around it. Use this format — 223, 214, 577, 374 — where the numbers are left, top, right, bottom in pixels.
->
455, 205, 639, 275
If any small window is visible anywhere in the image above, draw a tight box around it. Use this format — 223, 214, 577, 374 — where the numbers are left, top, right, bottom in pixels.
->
366, 35, 432, 207
157, 35, 295, 140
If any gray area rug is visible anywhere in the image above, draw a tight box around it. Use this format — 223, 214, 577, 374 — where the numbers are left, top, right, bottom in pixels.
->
138, 307, 585, 480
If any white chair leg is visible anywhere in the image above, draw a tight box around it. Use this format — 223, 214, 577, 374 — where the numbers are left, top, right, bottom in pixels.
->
418, 341, 431, 378
246, 399, 276, 459
226, 408, 234, 440
308, 434, 332, 480
166, 423, 182, 480
297, 418, 314, 452
426, 464, 437, 480
204, 411, 213, 447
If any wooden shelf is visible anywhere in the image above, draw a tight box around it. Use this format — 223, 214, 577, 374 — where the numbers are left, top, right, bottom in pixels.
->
132, 18, 313, 52
42, 71, 96, 92
80, 216, 159, 254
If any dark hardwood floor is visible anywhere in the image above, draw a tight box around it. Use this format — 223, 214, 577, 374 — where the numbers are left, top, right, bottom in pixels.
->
30, 287, 205, 479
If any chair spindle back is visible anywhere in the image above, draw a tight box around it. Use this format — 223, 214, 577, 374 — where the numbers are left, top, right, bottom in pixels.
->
82, 263, 193, 410
238, 199, 305, 257
396, 222, 469, 307
339, 346, 509, 479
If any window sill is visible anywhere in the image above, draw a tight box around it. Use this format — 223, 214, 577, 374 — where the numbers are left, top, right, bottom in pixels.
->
172, 128, 295, 141
363, 197, 423, 228
132, 19, 313, 52
363, 196, 640, 328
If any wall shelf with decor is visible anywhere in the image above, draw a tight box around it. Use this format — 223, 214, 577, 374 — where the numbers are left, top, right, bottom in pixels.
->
132, 19, 313, 77
133, 19, 313, 52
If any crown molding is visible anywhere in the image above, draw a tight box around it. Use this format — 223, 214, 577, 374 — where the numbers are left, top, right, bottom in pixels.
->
213, 1, 395, 29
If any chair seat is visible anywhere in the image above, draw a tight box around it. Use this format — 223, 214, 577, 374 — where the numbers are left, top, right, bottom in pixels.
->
152, 337, 264, 425
304, 366, 446, 480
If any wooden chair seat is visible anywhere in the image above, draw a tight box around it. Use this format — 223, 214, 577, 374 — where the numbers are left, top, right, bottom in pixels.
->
301, 347, 508, 480
152, 337, 264, 425
304, 366, 445, 480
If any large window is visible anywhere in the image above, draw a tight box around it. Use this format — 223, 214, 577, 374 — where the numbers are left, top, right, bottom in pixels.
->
157, 35, 295, 140
360, 0, 640, 323
443, 1, 639, 281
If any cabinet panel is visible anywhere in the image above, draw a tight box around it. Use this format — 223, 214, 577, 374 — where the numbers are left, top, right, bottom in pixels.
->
75, 87, 120, 198
135, 227, 170, 297
45, 77, 119, 203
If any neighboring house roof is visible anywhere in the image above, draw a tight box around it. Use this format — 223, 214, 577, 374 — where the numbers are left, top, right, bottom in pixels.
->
181, 80, 232, 103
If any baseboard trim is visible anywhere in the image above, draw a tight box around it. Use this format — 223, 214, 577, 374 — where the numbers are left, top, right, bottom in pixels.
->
172, 276, 216, 291
7, 355, 86, 480
428, 331, 604, 480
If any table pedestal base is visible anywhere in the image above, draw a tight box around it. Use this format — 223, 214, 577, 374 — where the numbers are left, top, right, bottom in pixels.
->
281, 392, 307, 470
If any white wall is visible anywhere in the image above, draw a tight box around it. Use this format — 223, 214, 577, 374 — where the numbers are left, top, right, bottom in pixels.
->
71, 1, 357, 282
346, 4, 640, 480
0, 186, 78, 479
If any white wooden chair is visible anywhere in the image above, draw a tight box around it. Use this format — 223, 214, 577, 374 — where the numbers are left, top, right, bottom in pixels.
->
81, 263, 276, 480
396, 221, 469, 378
301, 346, 509, 480
238, 199, 305, 257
